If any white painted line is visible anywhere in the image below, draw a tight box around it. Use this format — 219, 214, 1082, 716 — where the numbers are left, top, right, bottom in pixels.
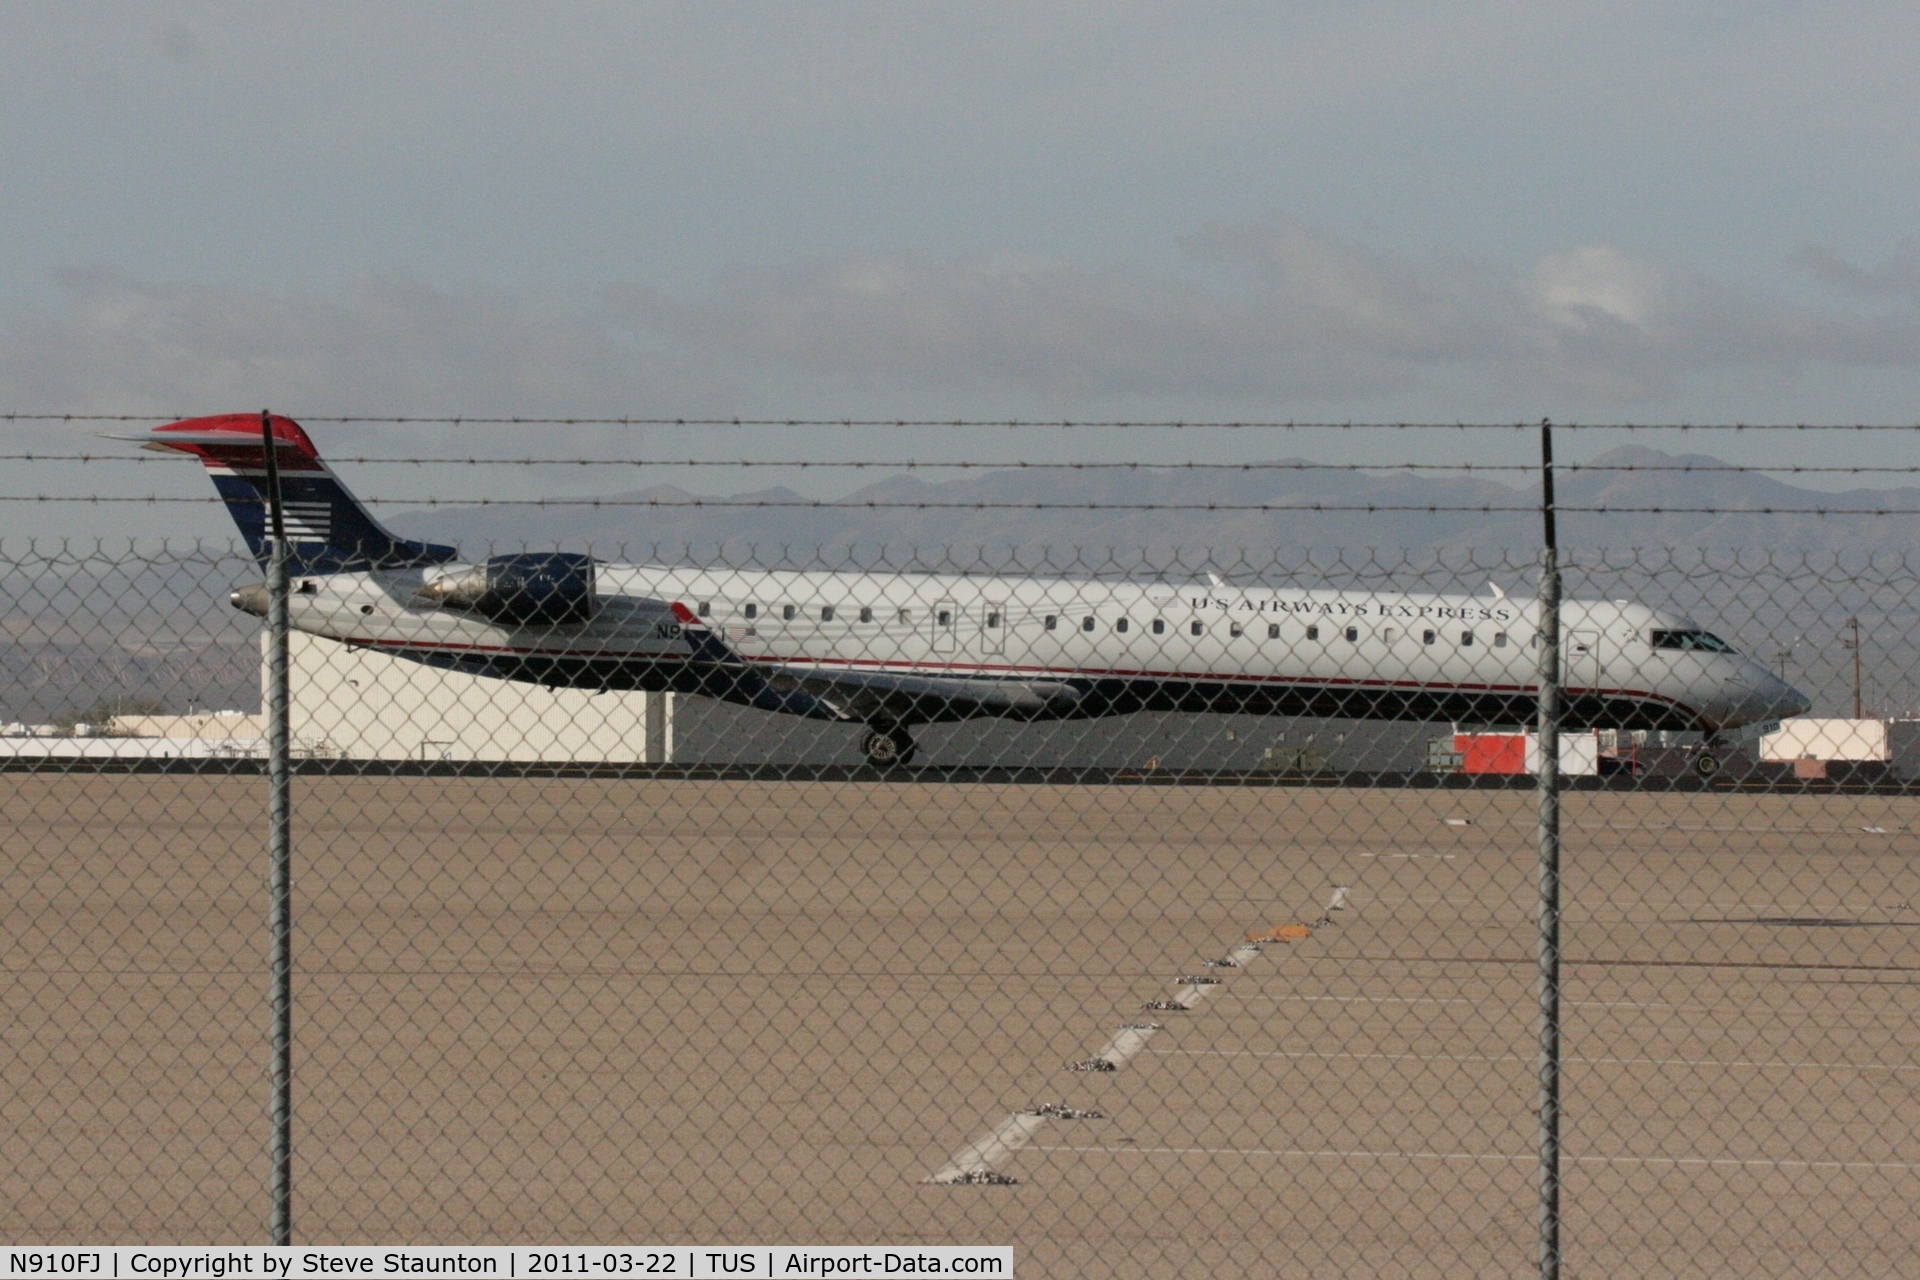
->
1326, 886, 1351, 912
1224, 993, 1493, 1008
925, 1111, 1049, 1184
1227, 942, 1263, 966
1227, 993, 1747, 1012
1172, 984, 1210, 1009
1032, 1145, 1920, 1173
1152, 1047, 1920, 1074
1360, 853, 1455, 859
1096, 1023, 1163, 1068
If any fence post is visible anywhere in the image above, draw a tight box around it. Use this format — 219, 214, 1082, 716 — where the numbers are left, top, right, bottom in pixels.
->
261, 409, 294, 1245
1535, 420, 1562, 1279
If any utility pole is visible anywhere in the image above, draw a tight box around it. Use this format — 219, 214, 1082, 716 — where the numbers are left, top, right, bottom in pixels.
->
1534, 420, 1562, 1280
261, 409, 294, 1245
1845, 617, 1863, 720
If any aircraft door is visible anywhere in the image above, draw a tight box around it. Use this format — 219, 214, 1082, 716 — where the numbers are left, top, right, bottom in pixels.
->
932, 599, 957, 654
1566, 631, 1601, 687
980, 601, 1005, 654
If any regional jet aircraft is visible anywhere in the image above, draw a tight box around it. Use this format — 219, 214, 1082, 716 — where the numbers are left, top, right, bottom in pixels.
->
139, 414, 1809, 767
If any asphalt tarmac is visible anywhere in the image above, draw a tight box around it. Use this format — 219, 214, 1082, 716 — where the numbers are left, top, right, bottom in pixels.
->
5, 776, 1918, 1277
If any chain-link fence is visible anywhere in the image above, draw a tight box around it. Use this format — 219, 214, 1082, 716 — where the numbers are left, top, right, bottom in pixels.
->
7, 519, 1918, 1275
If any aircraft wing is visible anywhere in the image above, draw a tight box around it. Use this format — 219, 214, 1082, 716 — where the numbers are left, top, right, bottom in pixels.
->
766, 662, 1084, 722
667, 602, 1083, 722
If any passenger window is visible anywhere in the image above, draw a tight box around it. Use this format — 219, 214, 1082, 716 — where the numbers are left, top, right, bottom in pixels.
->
1045, 615, 1057, 631
782, 604, 796, 621
897, 608, 912, 625
1116, 618, 1128, 633
986, 611, 1001, 628
1344, 626, 1358, 642
859, 606, 873, 623
744, 603, 758, 619
1422, 629, 1435, 645
1267, 623, 1280, 639
1461, 631, 1473, 646
1191, 621, 1204, 636
1382, 628, 1396, 644
1306, 625, 1319, 641
937, 609, 952, 626
820, 606, 834, 622
1230, 623, 1243, 637
1152, 619, 1165, 635
696, 601, 710, 616
1082, 617, 1095, 632
1494, 632, 1507, 648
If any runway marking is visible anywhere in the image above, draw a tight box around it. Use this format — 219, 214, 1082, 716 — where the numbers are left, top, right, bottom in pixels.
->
1225, 992, 1913, 1017
922, 876, 1361, 1185
1151, 1047, 1920, 1074
925, 1111, 1048, 1184
1094, 1023, 1162, 1068
1032, 1144, 1920, 1173
1227, 993, 1701, 1011
1629, 824, 1911, 836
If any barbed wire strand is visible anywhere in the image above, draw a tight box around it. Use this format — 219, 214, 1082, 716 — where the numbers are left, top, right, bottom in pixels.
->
7, 414, 1920, 430
7, 495, 1920, 515
12, 454, 1920, 476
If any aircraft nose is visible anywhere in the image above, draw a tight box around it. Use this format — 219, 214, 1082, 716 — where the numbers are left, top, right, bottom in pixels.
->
1749, 670, 1810, 721
1774, 678, 1812, 719
230, 582, 268, 617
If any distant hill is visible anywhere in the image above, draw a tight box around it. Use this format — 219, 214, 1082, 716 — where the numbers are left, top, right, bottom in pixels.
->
386, 446, 1920, 560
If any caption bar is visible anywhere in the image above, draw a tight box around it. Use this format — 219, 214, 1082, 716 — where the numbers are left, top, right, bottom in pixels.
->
2, 1251, 1009, 1280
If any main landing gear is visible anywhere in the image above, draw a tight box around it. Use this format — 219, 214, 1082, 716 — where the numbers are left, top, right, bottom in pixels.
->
860, 726, 916, 769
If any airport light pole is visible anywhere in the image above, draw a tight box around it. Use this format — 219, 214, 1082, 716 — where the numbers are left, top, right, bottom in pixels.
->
261, 409, 294, 1245
1845, 616, 1863, 719
1535, 421, 1563, 1280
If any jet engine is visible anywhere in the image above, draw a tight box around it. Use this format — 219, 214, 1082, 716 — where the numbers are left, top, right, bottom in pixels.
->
417, 553, 598, 625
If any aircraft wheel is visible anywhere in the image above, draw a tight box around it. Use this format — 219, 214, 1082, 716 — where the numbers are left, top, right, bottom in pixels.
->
1694, 752, 1721, 777
861, 728, 916, 768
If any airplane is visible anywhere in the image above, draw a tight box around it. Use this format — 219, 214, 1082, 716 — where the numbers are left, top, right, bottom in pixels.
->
136, 413, 1810, 770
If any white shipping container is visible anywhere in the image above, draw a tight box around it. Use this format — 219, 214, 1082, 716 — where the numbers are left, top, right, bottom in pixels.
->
1523, 732, 1601, 777
1759, 718, 1889, 763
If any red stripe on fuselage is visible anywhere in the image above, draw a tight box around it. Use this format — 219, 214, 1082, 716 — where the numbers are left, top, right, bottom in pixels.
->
343, 635, 1689, 711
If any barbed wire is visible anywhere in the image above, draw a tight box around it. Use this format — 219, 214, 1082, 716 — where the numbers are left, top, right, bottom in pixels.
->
11, 453, 1920, 476
8, 494, 1920, 515
6, 414, 1920, 430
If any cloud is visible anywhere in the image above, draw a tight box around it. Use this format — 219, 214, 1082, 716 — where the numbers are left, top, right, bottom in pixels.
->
621, 216, 1920, 406
150, 22, 199, 64
1795, 242, 1920, 303
6, 218, 1920, 425
0, 268, 725, 418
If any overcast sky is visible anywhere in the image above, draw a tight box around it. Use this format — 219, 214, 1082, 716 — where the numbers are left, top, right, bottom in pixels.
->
5, 2, 1920, 538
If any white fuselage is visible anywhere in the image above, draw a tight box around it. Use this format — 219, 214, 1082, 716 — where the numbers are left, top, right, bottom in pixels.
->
271, 562, 1807, 732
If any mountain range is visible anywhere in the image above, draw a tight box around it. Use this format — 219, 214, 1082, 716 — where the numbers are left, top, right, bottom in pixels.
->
386, 446, 1920, 561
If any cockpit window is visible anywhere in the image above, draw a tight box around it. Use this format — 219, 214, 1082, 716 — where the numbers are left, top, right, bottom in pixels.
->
1651, 629, 1736, 653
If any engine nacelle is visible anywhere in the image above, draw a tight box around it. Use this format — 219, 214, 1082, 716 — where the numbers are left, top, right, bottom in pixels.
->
417, 552, 597, 625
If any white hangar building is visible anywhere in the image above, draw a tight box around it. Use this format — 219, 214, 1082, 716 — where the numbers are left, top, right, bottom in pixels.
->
282, 632, 674, 764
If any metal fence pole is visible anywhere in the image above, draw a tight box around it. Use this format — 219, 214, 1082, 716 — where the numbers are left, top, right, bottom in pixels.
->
1535, 420, 1563, 1279
261, 408, 294, 1245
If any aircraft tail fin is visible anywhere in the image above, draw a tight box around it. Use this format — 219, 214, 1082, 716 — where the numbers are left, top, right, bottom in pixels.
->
144, 414, 457, 572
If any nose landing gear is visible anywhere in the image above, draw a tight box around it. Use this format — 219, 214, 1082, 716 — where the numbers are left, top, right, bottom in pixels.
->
860, 726, 917, 769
